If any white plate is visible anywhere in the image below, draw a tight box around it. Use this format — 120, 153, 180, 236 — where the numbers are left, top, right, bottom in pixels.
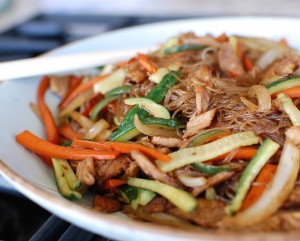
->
1, 17, 300, 241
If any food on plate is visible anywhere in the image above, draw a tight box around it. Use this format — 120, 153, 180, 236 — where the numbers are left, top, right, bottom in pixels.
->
16, 32, 300, 231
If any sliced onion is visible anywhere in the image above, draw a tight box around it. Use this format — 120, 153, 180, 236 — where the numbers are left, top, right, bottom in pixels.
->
133, 115, 178, 138
59, 89, 94, 117
84, 119, 109, 140
256, 48, 286, 70
70, 111, 94, 130
177, 174, 207, 187
248, 85, 271, 112
240, 97, 258, 111
223, 140, 299, 228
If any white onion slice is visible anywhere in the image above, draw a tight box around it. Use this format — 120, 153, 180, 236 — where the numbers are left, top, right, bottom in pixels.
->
223, 140, 299, 228
248, 85, 271, 112
256, 48, 286, 70
84, 119, 109, 140
177, 174, 207, 187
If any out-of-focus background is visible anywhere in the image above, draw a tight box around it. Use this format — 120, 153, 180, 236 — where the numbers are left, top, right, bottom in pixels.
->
0, 1, 299, 240
0, 0, 299, 62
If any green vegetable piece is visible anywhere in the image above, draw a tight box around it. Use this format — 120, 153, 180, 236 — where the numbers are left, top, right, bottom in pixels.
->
97, 65, 105, 71
158, 131, 260, 172
120, 185, 156, 210
142, 116, 179, 129
109, 71, 181, 141
52, 158, 82, 200
90, 95, 120, 121
128, 177, 198, 213
164, 45, 206, 55
225, 138, 280, 215
62, 140, 73, 147
105, 86, 132, 97
146, 71, 181, 103
124, 97, 171, 119
188, 129, 229, 147
266, 75, 300, 94
193, 162, 231, 175
120, 185, 138, 203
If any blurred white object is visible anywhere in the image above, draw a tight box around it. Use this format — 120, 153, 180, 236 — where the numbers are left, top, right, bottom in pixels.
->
0, 47, 151, 80
40, 0, 300, 17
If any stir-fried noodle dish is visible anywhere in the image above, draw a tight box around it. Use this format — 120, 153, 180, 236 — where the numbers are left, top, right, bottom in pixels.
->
16, 32, 300, 231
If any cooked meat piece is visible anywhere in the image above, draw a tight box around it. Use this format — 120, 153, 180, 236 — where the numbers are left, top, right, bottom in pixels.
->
95, 155, 131, 185
93, 194, 121, 213
166, 199, 226, 228
286, 126, 300, 145
283, 184, 300, 208
187, 64, 213, 89
144, 197, 169, 214
218, 42, 245, 77
76, 156, 95, 186
130, 150, 180, 187
181, 34, 220, 48
125, 58, 148, 83
125, 161, 140, 177
183, 108, 216, 138
151, 136, 183, 148
49, 75, 70, 98
194, 86, 211, 115
192, 171, 235, 197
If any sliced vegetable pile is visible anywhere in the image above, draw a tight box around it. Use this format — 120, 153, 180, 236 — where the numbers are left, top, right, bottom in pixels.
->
16, 32, 300, 231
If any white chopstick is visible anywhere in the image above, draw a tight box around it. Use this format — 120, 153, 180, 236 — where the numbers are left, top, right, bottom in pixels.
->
0, 47, 152, 81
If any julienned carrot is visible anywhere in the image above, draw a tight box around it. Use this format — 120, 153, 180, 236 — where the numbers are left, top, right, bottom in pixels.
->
242, 163, 277, 210
104, 179, 127, 189
71, 138, 114, 151
103, 141, 171, 163
243, 55, 254, 72
16, 130, 120, 161
59, 74, 109, 110
279, 38, 289, 46
59, 75, 82, 109
37, 76, 58, 144
209, 147, 257, 162
273, 86, 300, 99
70, 139, 170, 162
58, 123, 77, 140
137, 53, 157, 73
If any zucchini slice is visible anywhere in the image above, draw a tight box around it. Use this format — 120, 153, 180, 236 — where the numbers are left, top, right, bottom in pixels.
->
128, 178, 197, 213
225, 138, 280, 215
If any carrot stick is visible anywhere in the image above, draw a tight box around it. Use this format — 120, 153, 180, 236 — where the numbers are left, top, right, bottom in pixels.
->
71, 138, 170, 162
59, 74, 108, 110
58, 123, 77, 140
59, 75, 82, 109
104, 179, 127, 189
242, 163, 277, 210
71, 138, 114, 151
16, 130, 120, 161
103, 141, 171, 163
273, 86, 300, 99
210, 147, 257, 162
37, 76, 58, 144
137, 53, 157, 73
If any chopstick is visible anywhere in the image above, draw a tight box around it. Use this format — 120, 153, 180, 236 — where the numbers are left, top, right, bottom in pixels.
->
0, 47, 152, 81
